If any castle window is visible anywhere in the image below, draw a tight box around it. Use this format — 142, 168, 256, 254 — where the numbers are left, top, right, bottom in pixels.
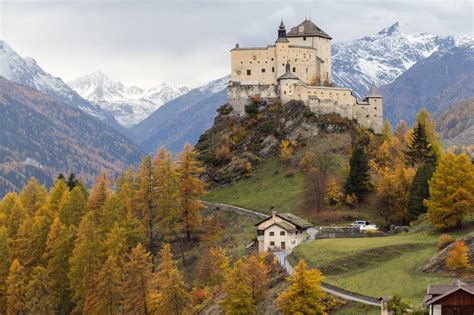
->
240, 61, 243, 64
282, 63, 285, 66
374, 107, 377, 110
303, 36, 306, 41
292, 67, 296, 72
258, 61, 260, 64
272, 67, 275, 72
261, 68, 265, 73
306, 68, 308, 74
284, 91, 287, 94
250, 61, 252, 64
247, 70, 251, 75
366, 115, 369, 118
271, 58, 274, 61
280, 231, 285, 236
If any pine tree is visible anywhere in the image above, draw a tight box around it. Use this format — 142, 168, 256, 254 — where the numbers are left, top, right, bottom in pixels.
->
149, 243, 190, 314
278, 260, 326, 315
6, 259, 27, 315
426, 153, 474, 228
25, 266, 55, 314
415, 108, 442, 157
0, 227, 10, 313
43, 217, 75, 314
405, 122, 435, 166
176, 144, 206, 241
344, 145, 370, 200
59, 186, 87, 227
84, 255, 124, 315
408, 162, 435, 220
68, 212, 104, 313
123, 243, 152, 315
136, 155, 157, 252
221, 260, 255, 314
19, 177, 47, 216
66, 173, 80, 191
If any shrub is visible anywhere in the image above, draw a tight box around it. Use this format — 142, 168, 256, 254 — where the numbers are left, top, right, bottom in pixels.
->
437, 234, 455, 251
245, 102, 259, 116
445, 241, 471, 273
303, 108, 315, 118
258, 121, 276, 134
215, 145, 232, 162
345, 193, 358, 207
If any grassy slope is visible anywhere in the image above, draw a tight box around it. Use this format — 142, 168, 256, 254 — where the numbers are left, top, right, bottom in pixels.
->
289, 219, 474, 306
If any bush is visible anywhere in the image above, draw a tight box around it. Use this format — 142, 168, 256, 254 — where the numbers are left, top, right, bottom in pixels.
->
445, 241, 471, 273
437, 234, 455, 251
245, 101, 259, 116
259, 121, 276, 134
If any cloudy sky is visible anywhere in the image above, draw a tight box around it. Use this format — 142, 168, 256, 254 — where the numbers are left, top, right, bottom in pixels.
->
0, 0, 472, 88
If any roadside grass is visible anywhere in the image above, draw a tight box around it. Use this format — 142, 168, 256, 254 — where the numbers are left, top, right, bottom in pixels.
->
288, 227, 474, 306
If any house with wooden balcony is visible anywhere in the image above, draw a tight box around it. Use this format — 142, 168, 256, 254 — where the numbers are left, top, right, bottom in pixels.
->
424, 280, 474, 315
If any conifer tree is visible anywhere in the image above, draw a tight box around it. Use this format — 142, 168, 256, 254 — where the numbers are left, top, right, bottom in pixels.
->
405, 122, 435, 166
47, 179, 68, 214
59, 186, 87, 227
43, 217, 75, 313
102, 193, 128, 233
242, 255, 268, 303
221, 260, 255, 314
123, 243, 152, 315
19, 177, 47, 216
278, 260, 326, 315
66, 173, 80, 191
195, 247, 229, 288
426, 153, 474, 228
176, 144, 206, 241
0, 192, 18, 224
149, 243, 190, 314
68, 212, 104, 313
87, 171, 110, 218
5, 197, 25, 239
381, 120, 393, 142
395, 120, 409, 146
344, 145, 370, 200
136, 155, 157, 252
415, 108, 441, 156
25, 266, 55, 314
6, 259, 27, 315
116, 166, 137, 216
408, 162, 435, 220
0, 227, 10, 313
84, 255, 124, 315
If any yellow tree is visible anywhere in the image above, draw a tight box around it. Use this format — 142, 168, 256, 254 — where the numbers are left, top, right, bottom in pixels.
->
324, 178, 342, 206
123, 243, 153, 315
25, 266, 55, 314
6, 259, 27, 315
116, 166, 137, 217
149, 243, 190, 314
278, 260, 326, 315
280, 139, 296, 161
87, 171, 110, 219
19, 177, 47, 216
425, 153, 474, 228
59, 186, 87, 227
242, 255, 269, 303
445, 241, 471, 273
0, 227, 10, 313
43, 217, 75, 314
5, 197, 25, 239
195, 247, 229, 288
136, 155, 157, 252
176, 144, 206, 241
47, 179, 68, 215
68, 212, 104, 313
221, 259, 255, 314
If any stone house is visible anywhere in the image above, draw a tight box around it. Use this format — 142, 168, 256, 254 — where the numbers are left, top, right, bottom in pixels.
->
424, 280, 474, 315
255, 209, 313, 253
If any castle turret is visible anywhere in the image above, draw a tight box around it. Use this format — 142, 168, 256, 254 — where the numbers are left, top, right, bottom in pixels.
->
277, 20, 288, 40
366, 83, 383, 134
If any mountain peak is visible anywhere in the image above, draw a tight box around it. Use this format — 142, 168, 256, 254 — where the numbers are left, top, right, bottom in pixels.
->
377, 22, 408, 37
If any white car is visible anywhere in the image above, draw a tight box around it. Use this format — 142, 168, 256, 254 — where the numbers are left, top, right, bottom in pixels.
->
351, 220, 378, 231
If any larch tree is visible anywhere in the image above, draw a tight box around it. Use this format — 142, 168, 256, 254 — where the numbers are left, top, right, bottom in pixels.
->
0, 227, 10, 313
122, 243, 153, 315
47, 179, 68, 215
195, 246, 229, 288
408, 162, 435, 220
136, 155, 157, 253
68, 212, 105, 313
381, 120, 393, 142
395, 120, 409, 146
242, 255, 269, 304
87, 171, 110, 220
345, 145, 370, 200
25, 266, 55, 314
445, 241, 471, 273
6, 259, 27, 315
425, 152, 474, 228
5, 197, 25, 239
176, 144, 206, 241
278, 260, 326, 315
149, 243, 190, 314
19, 177, 47, 216
221, 260, 255, 315
116, 166, 137, 217
43, 217, 75, 314
59, 186, 87, 227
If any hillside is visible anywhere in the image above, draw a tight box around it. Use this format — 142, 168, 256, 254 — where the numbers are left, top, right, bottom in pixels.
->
381, 45, 474, 126
131, 77, 228, 153
434, 97, 474, 144
0, 77, 144, 196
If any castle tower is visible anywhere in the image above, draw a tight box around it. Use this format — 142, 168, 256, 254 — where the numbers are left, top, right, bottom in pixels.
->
275, 20, 290, 79
366, 84, 383, 134
277, 20, 287, 39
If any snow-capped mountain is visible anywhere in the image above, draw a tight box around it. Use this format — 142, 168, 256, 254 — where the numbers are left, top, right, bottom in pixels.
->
68, 71, 189, 127
0, 40, 124, 132
332, 22, 473, 97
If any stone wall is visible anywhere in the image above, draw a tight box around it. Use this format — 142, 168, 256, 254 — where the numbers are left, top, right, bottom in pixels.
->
228, 83, 278, 115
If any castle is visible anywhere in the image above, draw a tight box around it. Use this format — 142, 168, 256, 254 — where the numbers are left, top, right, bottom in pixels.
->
228, 19, 383, 134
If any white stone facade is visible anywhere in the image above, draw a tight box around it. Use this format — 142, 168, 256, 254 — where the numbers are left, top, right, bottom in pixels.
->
228, 19, 383, 134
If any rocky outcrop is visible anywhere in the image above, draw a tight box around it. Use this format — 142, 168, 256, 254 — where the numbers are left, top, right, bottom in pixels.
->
422, 233, 474, 274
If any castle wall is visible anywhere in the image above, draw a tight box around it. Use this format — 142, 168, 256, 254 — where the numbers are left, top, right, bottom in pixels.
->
288, 36, 332, 83
230, 46, 278, 85
228, 83, 278, 115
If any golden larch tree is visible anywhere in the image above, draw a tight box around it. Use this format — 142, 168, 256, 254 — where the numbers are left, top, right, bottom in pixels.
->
25, 266, 55, 314
445, 241, 471, 273
136, 155, 157, 252
6, 259, 27, 315
221, 259, 256, 314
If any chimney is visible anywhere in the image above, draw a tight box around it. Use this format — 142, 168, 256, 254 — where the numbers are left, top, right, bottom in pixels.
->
271, 207, 276, 220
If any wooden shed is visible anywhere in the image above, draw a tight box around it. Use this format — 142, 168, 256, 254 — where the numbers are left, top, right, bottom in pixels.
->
425, 280, 474, 315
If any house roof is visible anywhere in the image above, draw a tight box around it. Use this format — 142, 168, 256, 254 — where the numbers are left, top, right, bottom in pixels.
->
270, 221, 297, 232
256, 212, 313, 229
425, 280, 474, 305
287, 19, 332, 39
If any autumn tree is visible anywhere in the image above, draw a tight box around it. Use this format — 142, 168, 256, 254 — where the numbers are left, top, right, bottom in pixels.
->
445, 241, 471, 273
68, 212, 104, 313
4, 196, 25, 239
6, 259, 27, 315
43, 217, 75, 314
324, 178, 342, 206
415, 108, 441, 156
19, 177, 47, 216
278, 260, 326, 315
407, 162, 435, 220
280, 139, 297, 161
176, 144, 206, 241
150, 243, 191, 314
0, 227, 10, 312
345, 145, 370, 200
25, 266, 55, 314
196, 247, 229, 288
381, 120, 393, 142
136, 155, 157, 252
425, 153, 474, 228
59, 186, 87, 227
47, 179, 68, 215
242, 255, 269, 303
221, 260, 255, 314
123, 243, 152, 315
87, 171, 110, 220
